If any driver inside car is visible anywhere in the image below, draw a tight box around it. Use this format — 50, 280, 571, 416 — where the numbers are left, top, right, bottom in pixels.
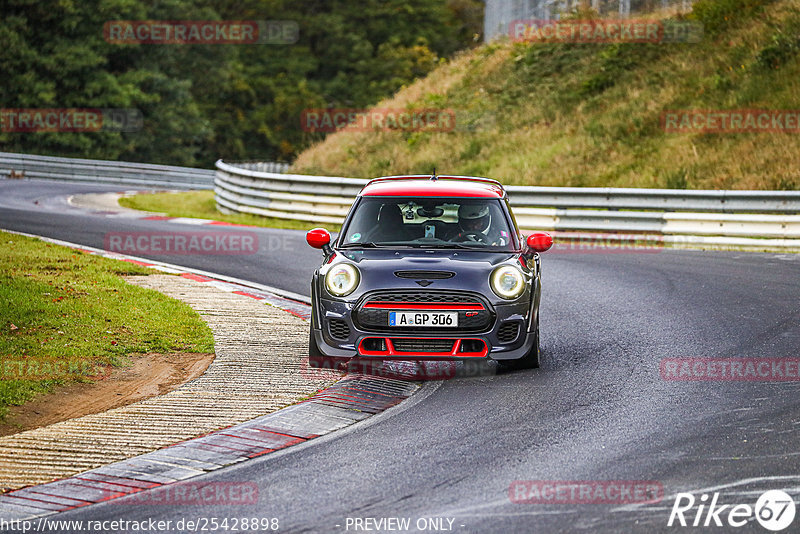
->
453, 204, 508, 246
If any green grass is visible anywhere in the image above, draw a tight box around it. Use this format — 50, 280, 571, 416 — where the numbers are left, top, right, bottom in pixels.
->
0, 231, 215, 418
292, 0, 800, 191
119, 190, 341, 231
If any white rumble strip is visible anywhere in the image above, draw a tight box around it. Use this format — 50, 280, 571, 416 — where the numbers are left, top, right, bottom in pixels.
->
0, 274, 340, 490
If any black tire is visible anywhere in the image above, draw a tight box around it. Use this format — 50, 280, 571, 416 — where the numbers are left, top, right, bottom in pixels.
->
308, 327, 350, 371
308, 326, 324, 358
499, 323, 540, 370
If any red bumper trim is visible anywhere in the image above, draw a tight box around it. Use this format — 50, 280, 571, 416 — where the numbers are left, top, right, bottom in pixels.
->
358, 337, 488, 358
363, 302, 484, 310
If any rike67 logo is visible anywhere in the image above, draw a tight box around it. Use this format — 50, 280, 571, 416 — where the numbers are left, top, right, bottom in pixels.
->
668, 490, 796, 531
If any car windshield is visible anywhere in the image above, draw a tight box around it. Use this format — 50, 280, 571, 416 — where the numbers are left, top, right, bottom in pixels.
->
339, 197, 517, 251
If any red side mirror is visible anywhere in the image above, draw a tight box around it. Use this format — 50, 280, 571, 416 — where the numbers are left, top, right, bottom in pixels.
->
306, 228, 331, 249
527, 232, 553, 253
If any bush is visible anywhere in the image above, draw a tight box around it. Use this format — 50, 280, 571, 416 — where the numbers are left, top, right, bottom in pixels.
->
691, 0, 775, 35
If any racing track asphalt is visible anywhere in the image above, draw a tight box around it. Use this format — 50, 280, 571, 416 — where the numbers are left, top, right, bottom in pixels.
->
2, 180, 800, 533
0, 181, 320, 297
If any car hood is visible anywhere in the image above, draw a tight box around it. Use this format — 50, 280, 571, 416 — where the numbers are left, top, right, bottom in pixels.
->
331, 248, 523, 302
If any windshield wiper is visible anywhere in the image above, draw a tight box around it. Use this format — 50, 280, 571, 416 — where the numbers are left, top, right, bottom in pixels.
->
339, 242, 393, 248
406, 243, 480, 249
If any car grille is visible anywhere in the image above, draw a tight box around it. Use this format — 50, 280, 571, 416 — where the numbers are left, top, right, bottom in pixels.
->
354, 290, 494, 333
328, 319, 351, 340
362, 291, 477, 304
394, 270, 455, 280
497, 322, 520, 343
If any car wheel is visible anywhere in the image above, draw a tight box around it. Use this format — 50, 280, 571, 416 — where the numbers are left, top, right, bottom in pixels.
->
308, 327, 350, 372
309, 326, 324, 357
499, 322, 540, 370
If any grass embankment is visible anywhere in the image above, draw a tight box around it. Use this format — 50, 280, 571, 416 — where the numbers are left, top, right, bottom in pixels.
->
0, 231, 214, 418
292, 0, 800, 190
119, 190, 340, 231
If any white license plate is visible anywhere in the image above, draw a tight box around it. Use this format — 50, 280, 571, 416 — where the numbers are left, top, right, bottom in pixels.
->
389, 311, 458, 327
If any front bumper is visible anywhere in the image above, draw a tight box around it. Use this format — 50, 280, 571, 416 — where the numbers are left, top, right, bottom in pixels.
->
313, 293, 536, 362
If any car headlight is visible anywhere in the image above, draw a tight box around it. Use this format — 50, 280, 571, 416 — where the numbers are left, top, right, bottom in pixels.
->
490, 265, 525, 300
325, 263, 360, 297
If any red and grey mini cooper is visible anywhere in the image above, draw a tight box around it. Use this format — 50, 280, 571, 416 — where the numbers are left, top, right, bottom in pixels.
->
306, 175, 552, 370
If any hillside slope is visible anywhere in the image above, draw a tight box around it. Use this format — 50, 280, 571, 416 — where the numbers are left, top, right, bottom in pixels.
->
292, 0, 800, 190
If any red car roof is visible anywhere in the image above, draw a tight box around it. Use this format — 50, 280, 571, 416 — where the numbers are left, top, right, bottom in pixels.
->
360, 176, 505, 198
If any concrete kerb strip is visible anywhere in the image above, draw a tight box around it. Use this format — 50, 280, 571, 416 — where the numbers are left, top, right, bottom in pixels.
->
66, 192, 169, 217
0, 229, 422, 521
67, 191, 271, 227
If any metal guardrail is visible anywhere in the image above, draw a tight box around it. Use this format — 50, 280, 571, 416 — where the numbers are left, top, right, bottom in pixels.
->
10, 152, 796, 248
215, 160, 800, 248
231, 161, 292, 174
504, 186, 800, 213
0, 152, 215, 189
215, 160, 364, 224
